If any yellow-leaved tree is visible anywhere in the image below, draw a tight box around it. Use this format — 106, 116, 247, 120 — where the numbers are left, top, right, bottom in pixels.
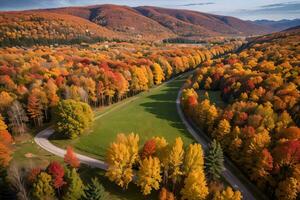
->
183, 143, 204, 175
213, 187, 242, 200
152, 63, 165, 85
275, 177, 298, 200
105, 133, 139, 189
168, 137, 184, 190
181, 169, 209, 200
213, 119, 231, 141
153, 136, 169, 185
137, 156, 162, 195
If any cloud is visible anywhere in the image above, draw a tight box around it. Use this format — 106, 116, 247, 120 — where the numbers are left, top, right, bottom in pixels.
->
236, 1, 300, 14
258, 1, 300, 12
179, 2, 215, 7
216, 1, 300, 20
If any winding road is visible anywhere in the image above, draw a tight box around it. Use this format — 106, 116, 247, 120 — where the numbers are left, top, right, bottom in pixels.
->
34, 70, 263, 200
176, 89, 265, 200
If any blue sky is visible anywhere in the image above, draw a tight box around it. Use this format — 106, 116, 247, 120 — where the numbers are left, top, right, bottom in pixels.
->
0, 0, 299, 20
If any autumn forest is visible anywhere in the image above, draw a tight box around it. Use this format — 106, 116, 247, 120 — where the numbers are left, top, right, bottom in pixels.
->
0, 2, 299, 200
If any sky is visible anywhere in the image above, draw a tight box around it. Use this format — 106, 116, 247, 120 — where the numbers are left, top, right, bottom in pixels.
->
0, 0, 299, 20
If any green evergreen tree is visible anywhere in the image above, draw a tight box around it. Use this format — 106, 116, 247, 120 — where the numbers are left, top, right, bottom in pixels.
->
205, 139, 224, 181
63, 168, 85, 200
83, 177, 109, 200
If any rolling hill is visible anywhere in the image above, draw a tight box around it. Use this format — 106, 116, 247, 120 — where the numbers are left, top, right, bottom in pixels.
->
0, 4, 276, 46
253, 19, 300, 32
135, 6, 271, 37
0, 11, 121, 46
44, 5, 176, 41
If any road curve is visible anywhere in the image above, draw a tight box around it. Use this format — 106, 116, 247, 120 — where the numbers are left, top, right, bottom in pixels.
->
176, 88, 265, 200
34, 68, 260, 199
34, 71, 192, 170
34, 127, 108, 169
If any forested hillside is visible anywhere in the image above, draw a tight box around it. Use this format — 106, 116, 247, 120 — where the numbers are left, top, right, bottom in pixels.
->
0, 11, 120, 47
182, 27, 300, 199
0, 42, 241, 134
0, 4, 274, 47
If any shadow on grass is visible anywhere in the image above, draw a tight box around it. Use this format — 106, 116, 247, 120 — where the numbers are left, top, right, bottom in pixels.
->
140, 79, 193, 140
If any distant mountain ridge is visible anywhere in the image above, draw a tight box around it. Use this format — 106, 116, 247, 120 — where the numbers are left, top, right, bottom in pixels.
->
253, 19, 300, 31
45, 4, 273, 38
0, 4, 278, 44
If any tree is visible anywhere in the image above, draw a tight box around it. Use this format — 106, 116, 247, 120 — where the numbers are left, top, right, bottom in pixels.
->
0, 116, 12, 168
273, 140, 300, 168
0, 115, 13, 145
159, 187, 168, 200
137, 156, 162, 195
196, 99, 210, 127
105, 133, 139, 189
141, 139, 156, 159
64, 146, 80, 168
63, 168, 85, 200
206, 105, 218, 132
130, 67, 149, 93
168, 137, 184, 191
27, 167, 41, 184
7, 100, 28, 135
55, 99, 93, 139
153, 137, 169, 185
0, 142, 12, 168
275, 177, 298, 200
278, 126, 300, 140
251, 148, 273, 183
45, 79, 59, 107
152, 63, 165, 85
0, 115, 7, 131
0, 91, 13, 111
181, 169, 209, 200
205, 140, 224, 181
32, 172, 55, 200
213, 119, 231, 141
183, 143, 204, 175
7, 164, 29, 200
213, 187, 242, 200
27, 92, 43, 127
47, 161, 66, 190
83, 177, 109, 200
159, 187, 175, 200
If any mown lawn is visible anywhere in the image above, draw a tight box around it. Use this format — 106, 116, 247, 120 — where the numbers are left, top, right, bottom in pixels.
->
51, 74, 195, 159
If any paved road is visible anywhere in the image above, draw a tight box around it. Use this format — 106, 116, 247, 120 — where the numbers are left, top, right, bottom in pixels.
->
176, 88, 266, 200
34, 69, 261, 200
34, 71, 191, 170
34, 127, 108, 169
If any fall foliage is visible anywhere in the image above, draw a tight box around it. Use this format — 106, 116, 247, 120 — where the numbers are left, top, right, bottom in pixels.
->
64, 146, 80, 168
182, 28, 300, 199
0, 115, 13, 167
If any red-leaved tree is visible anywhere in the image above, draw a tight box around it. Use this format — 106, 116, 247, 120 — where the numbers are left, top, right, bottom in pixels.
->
141, 139, 156, 159
64, 146, 80, 168
47, 161, 66, 189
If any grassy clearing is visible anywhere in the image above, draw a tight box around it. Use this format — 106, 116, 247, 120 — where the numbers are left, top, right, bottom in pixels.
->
12, 133, 61, 168
52, 75, 195, 159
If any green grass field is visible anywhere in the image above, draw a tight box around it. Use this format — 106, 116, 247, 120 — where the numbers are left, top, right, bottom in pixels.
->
51, 75, 195, 159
